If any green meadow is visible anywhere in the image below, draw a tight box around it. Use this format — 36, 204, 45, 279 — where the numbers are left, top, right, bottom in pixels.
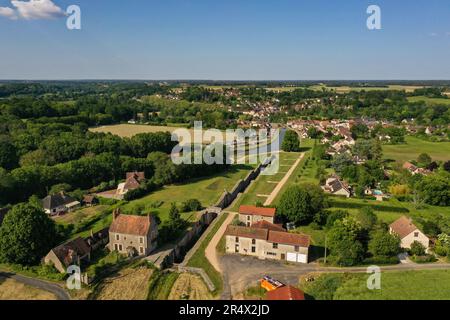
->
383, 136, 450, 163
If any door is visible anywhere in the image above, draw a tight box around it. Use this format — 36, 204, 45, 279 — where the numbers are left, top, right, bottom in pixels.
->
286, 252, 297, 262
297, 254, 308, 264
281, 254, 286, 260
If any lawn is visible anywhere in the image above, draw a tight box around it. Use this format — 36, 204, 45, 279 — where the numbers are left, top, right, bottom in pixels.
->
121, 165, 252, 223
383, 136, 450, 163
53, 205, 109, 225
187, 212, 230, 296
333, 270, 450, 300
407, 96, 450, 105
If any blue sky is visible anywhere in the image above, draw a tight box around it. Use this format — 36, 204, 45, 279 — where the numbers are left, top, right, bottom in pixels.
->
0, 0, 449, 80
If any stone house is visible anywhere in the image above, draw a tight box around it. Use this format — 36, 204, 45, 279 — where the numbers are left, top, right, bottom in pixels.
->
225, 223, 310, 264
108, 209, 158, 257
44, 237, 91, 273
389, 216, 430, 252
238, 205, 276, 226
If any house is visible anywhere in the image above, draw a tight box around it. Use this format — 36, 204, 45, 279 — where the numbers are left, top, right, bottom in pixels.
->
83, 194, 98, 207
42, 192, 81, 216
266, 286, 305, 301
238, 205, 276, 226
116, 172, 146, 198
85, 228, 109, 251
322, 176, 352, 198
389, 216, 430, 251
403, 162, 430, 176
251, 220, 286, 232
225, 224, 310, 264
44, 237, 91, 273
0, 207, 10, 227
108, 209, 158, 257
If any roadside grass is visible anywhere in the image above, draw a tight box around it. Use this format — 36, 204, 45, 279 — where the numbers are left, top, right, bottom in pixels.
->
383, 136, 450, 163
187, 212, 230, 296
147, 270, 180, 300
407, 96, 450, 105
331, 270, 450, 300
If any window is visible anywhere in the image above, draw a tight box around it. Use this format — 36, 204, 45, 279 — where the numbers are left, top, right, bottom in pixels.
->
118, 244, 123, 251
251, 246, 256, 253
235, 237, 239, 242
114, 244, 118, 251
247, 215, 251, 221
252, 239, 256, 245
139, 247, 144, 254
414, 232, 419, 237
267, 252, 277, 256
273, 243, 278, 249
140, 237, 144, 244
115, 234, 120, 241
295, 246, 299, 252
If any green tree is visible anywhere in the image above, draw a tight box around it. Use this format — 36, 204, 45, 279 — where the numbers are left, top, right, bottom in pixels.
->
281, 130, 301, 152
355, 207, 377, 231
327, 218, 365, 266
418, 171, 450, 206
0, 135, 18, 170
410, 241, 426, 256
278, 184, 325, 225
0, 203, 59, 265
368, 230, 401, 257
417, 153, 432, 168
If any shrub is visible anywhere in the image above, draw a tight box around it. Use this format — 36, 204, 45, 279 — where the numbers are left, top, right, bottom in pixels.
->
410, 241, 426, 256
363, 256, 399, 265
180, 199, 202, 212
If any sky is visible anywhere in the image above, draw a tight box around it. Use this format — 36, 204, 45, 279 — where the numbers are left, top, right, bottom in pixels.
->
0, 0, 449, 80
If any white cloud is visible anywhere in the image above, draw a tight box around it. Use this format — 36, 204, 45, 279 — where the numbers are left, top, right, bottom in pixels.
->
0, 0, 65, 20
0, 6, 18, 19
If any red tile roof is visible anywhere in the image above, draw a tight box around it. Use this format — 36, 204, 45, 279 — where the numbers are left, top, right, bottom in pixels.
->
389, 216, 419, 239
110, 214, 153, 236
266, 286, 305, 300
268, 231, 310, 247
225, 225, 268, 240
251, 220, 286, 232
239, 205, 276, 217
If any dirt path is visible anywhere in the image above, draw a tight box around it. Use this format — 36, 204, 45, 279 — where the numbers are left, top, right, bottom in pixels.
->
205, 212, 237, 273
263, 153, 304, 206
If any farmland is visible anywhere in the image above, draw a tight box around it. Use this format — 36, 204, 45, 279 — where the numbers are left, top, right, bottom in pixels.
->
168, 273, 213, 300
383, 136, 450, 163
0, 277, 57, 300
407, 96, 450, 105
89, 124, 190, 138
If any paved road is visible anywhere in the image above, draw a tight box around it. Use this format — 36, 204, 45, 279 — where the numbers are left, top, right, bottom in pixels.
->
0, 271, 70, 300
219, 254, 450, 299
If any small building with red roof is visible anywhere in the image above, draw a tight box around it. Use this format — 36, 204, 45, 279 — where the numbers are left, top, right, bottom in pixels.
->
266, 286, 305, 300
239, 205, 276, 226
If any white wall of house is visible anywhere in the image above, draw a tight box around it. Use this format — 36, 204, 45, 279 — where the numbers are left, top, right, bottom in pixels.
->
238, 214, 274, 226
398, 230, 430, 251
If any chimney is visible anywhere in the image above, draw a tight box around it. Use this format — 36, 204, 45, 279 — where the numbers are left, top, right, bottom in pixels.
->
113, 208, 121, 221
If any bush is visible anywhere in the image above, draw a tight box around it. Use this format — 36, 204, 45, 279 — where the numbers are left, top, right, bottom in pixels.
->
180, 199, 202, 212
410, 241, 426, 256
411, 255, 437, 264
434, 245, 448, 257
309, 222, 322, 230
363, 256, 399, 265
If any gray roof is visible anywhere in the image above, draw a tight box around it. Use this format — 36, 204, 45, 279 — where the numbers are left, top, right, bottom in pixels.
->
42, 192, 77, 210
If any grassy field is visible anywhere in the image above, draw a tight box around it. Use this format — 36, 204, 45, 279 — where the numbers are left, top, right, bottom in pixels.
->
121, 165, 252, 222
93, 266, 153, 300
147, 270, 180, 300
407, 96, 450, 105
331, 270, 450, 300
310, 85, 425, 93
90, 124, 186, 138
383, 136, 450, 163
187, 212, 230, 296
0, 277, 57, 300
53, 205, 109, 225
168, 273, 213, 300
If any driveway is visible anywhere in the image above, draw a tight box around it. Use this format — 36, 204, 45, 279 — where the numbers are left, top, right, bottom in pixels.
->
219, 254, 450, 299
0, 271, 70, 300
